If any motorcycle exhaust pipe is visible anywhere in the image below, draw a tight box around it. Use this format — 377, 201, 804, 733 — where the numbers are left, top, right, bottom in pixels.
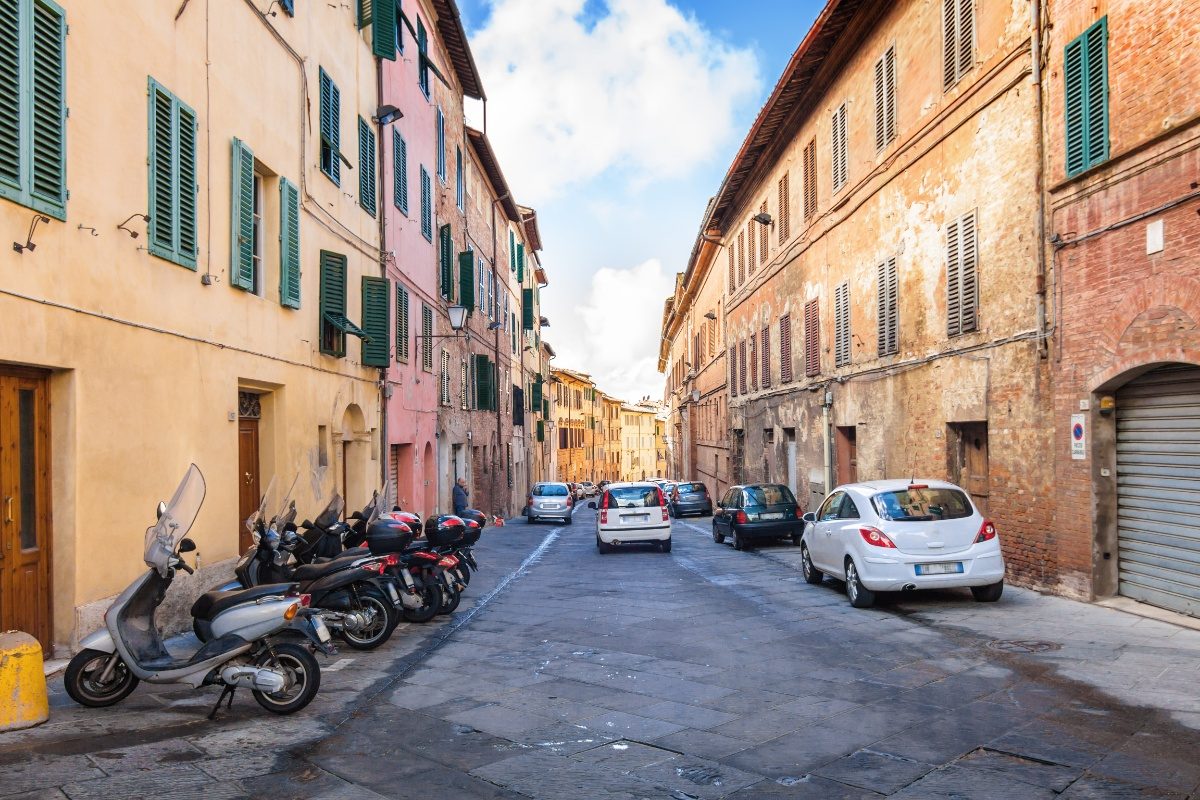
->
219, 665, 287, 693
902, 584, 917, 591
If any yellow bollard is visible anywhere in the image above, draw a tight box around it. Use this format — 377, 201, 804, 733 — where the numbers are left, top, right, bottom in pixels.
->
0, 630, 49, 731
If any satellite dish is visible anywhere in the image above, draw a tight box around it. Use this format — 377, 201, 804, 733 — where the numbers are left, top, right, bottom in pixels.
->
690, 390, 701, 403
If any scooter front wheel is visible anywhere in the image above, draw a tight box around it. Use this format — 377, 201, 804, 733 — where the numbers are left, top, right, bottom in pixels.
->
252, 642, 320, 715
402, 580, 442, 623
437, 585, 461, 616
64, 649, 139, 708
339, 585, 396, 650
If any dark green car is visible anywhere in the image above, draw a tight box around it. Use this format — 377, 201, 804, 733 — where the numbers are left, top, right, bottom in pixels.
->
712, 484, 804, 550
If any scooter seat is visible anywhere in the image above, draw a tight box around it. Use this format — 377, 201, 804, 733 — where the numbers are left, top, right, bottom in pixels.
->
191, 582, 296, 621
291, 551, 368, 582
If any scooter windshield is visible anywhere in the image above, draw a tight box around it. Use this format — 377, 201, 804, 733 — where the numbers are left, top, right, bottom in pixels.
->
144, 464, 206, 575
313, 493, 345, 529
272, 473, 300, 530
245, 474, 278, 535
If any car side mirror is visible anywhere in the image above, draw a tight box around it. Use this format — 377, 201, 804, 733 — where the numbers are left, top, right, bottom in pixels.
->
156, 501, 167, 520
587, 501, 596, 509
178, 537, 197, 553
802, 512, 816, 524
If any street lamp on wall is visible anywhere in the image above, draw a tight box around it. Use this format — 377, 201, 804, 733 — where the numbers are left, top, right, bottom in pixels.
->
415, 304, 469, 343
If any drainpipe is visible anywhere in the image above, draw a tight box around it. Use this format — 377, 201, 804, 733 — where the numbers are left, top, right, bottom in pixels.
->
822, 388, 833, 496
1032, 0, 1049, 357
491, 192, 502, 516
376, 57, 390, 492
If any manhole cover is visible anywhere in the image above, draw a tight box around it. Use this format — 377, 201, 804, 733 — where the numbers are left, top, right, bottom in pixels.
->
987, 639, 1062, 653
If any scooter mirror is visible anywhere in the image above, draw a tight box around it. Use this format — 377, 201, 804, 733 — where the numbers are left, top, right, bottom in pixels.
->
156, 500, 167, 520
178, 537, 197, 553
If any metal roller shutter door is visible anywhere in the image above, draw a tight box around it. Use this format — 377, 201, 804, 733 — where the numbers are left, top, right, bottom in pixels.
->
1116, 365, 1200, 617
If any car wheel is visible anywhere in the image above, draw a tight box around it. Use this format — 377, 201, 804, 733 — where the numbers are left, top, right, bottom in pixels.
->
596, 536, 610, 554
801, 544, 824, 585
564, 515, 573, 525
526, 515, 535, 524
971, 580, 1004, 602
733, 530, 749, 551
791, 531, 803, 546
712, 525, 725, 544
661, 538, 672, 553
845, 558, 876, 608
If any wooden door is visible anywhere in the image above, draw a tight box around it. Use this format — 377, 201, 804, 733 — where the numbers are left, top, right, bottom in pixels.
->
0, 369, 51, 651
956, 422, 990, 513
836, 426, 857, 486
237, 417, 260, 552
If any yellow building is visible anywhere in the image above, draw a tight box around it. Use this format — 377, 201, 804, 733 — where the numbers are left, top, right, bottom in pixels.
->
0, 1, 389, 652
620, 403, 660, 482
551, 367, 595, 483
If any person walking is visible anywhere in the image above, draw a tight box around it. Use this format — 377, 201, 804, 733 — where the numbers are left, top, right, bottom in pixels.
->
452, 477, 469, 517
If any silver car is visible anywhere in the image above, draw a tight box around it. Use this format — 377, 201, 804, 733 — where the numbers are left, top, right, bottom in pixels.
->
526, 482, 574, 524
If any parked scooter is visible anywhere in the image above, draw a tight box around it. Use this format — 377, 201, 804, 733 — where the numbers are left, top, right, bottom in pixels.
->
65, 465, 327, 716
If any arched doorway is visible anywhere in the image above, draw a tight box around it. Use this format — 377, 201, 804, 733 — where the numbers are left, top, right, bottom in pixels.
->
339, 404, 369, 513
422, 442, 435, 518
1114, 364, 1200, 617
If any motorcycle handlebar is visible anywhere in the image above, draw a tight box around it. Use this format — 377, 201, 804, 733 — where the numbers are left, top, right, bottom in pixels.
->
175, 559, 195, 575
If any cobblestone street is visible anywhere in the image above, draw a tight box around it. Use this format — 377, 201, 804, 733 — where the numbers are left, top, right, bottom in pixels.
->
3, 506, 1200, 799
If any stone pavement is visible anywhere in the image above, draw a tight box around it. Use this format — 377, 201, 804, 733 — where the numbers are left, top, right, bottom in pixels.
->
3, 507, 1200, 799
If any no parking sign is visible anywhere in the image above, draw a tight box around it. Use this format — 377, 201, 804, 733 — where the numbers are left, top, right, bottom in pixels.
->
1071, 413, 1086, 460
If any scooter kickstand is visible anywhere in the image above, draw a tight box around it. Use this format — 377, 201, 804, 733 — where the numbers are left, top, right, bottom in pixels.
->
207, 685, 237, 720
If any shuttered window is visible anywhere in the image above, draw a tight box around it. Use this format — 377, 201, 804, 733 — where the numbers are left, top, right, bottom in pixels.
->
455, 145, 463, 209
946, 210, 978, 337
474, 354, 494, 411
230, 138, 256, 290
395, 283, 409, 362
777, 172, 790, 244
1064, 18, 1109, 177
147, 78, 198, 269
0, 0, 66, 220
513, 386, 524, 426
516, 242, 525, 283
460, 358, 468, 409
279, 177, 301, 308
509, 230, 516, 270
437, 223, 453, 299
749, 333, 758, 391
831, 103, 848, 193
393, 129, 408, 215
361, 275, 390, 367
779, 313, 793, 383
458, 251, 475, 312
942, 0, 975, 90
436, 106, 446, 182
417, 17, 429, 97
737, 231, 745, 285
738, 340, 747, 395
804, 299, 820, 377
729, 346, 737, 397
835, 282, 850, 367
358, 117, 377, 217
439, 350, 450, 405
536, 420, 545, 442
370, 0, 396, 60
874, 46, 897, 151
747, 221, 756, 275
318, 68, 341, 185
877, 256, 899, 356
761, 325, 771, 388
522, 288, 534, 330
802, 139, 817, 221
727, 246, 735, 291
420, 166, 432, 240
319, 251, 348, 356
758, 202, 768, 264
420, 303, 433, 371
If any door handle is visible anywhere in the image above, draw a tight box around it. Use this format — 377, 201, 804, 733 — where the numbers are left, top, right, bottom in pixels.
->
3, 496, 11, 524
244, 472, 253, 485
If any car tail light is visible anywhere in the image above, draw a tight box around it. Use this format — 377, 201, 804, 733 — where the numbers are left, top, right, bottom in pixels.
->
975, 519, 997, 543
566, 497, 573, 507
362, 560, 386, 573
859, 527, 897, 548
661, 505, 669, 522
527, 495, 533, 507
600, 510, 608, 525
794, 508, 804, 519
735, 510, 748, 524
298, 593, 311, 607
383, 553, 400, 567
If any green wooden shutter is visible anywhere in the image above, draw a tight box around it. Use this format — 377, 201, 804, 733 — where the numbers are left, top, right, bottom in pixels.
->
357, 0, 372, 27
279, 177, 301, 308
395, 283, 409, 361
420, 166, 431, 240
474, 353, 491, 410
438, 223, 452, 297
536, 420, 544, 442
358, 117, 376, 216
28, 0, 66, 217
230, 137, 255, 290
361, 275, 390, 366
319, 250, 347, 356
509, 230, 516, 271
0, 0, 20, 192
416, 18, 429, 96
517, 243, 525, 283
522, 288, 534, 330
176, 101, 198, 265
392, 129, 408, 214
458, 251, 475, 313
319, 68, 340, 185
1064, 17, 1108, 177
531, 377, 542, 409
542, 398, 549, 418
148, 78, 197, 269
372, 0, 396, 59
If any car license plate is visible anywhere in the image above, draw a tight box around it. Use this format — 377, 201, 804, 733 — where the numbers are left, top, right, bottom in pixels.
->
915, 562, 963, 575
545, 503, 560, 509
761, 512, 784, 520
313, 617, 332, 643
624, 514, 649, 522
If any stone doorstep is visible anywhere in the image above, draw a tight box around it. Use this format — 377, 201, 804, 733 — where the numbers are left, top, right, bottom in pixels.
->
1093, 596, 1200, 633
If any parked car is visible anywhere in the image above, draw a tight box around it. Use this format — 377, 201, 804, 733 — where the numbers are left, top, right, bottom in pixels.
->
712, 484, 803, 550
590, 482, 671, 554
800, 479, 1005, 608
580, 481, 598, 497
670, 482, 713, 517
526, 482, 574, 524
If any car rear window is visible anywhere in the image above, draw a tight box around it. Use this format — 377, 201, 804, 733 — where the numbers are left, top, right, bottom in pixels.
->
534, 484, 568, 497
605, 486, 662, 508
744, 485, 796, 506
871, 487, 973, 521
676, 483, 706, 494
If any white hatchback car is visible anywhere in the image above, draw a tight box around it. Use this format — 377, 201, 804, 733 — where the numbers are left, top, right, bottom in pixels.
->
800, 479, 1005, 608
590, 482, 671, 554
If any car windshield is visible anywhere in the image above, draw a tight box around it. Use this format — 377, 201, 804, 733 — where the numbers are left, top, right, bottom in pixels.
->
676, 483, 706, 495
534, 484, 568, 497
744, 485, 796, 506
606, 486, 662, 508
872, 487, 974, 521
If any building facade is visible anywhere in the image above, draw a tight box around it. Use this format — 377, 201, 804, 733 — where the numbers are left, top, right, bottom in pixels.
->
552, 367, 594, 483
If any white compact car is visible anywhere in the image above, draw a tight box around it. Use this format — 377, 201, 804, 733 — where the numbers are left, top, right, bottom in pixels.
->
591, 482, 672, 554
800, 479, 1005, 608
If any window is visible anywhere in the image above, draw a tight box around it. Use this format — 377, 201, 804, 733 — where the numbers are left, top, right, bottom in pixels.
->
439, 350, 451, 406
942, 0, 975, 90
877, 256, 898, 356
0, 0, 66, 219
831, 103, 848, 193
230, 138, 258, 292
872, 486, 972, 521
318, 68, 341, 185
834, 282, 850, 367
874, 46, 897, 151
147, 79, 199, 269
455, 146, 463, 209
361, 275, 390, 367
779, 313, 793, 383
749, 333, 758, 390
946, 210, 978, 336
395, 283, 410, 362
761, 325, 771, 388
737, 230, 745, 285
727, 246, 735, 292
438, 223, 453, 299
777, 172, 790, 244
320, 250, 366, 357
394, 0, 403, 53
417, 18, 429, 97
358, 117, 377, 217
420, 304, 433, 371
747, 221, 756, 275
393, 129, 408, 215
420, 166, 432, 240
802, 139, 817, 221
436, 107, 446, 182
279, 178, 301, 308
804, 298, 820, 376
474, 354, 494, 411
738, 340, 747, 395
460, 358, 468, 409
1064, 17, 1109, 176
758, 202, 768, 264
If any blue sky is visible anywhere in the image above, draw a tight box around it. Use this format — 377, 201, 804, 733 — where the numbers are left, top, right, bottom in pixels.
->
458, 0, 824, 402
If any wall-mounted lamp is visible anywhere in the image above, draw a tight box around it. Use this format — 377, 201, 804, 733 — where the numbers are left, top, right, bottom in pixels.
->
752, 212, 773, 226
373, 104, 403, 126
13, 213, 51, 253
487, 321, 502, 331
76, 224, 98, 237
118, 213, 149, 239
703, 311, 717, 320
415, 304, 469, 341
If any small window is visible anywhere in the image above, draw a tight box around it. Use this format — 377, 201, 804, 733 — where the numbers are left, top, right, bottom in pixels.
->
420, 166, 432, 241
417, 18, 430, 97
946, 210, 978, 337
436, 107, 446, 183
831, 103, 848, 193
943, 0, 975, 90
874, 46, 897, 151
318, 68, 342, 185
834, 282, 851, 367
393, 129, 409, 215
877, 256, 898, 356
251, 172, 264, 294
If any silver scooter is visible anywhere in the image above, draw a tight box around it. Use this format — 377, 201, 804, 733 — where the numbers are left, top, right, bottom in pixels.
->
64, 464, 327, 716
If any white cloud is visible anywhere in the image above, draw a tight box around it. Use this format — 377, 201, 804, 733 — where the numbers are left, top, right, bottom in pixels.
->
468, 0, 761, 203
550, 258, 675, 402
